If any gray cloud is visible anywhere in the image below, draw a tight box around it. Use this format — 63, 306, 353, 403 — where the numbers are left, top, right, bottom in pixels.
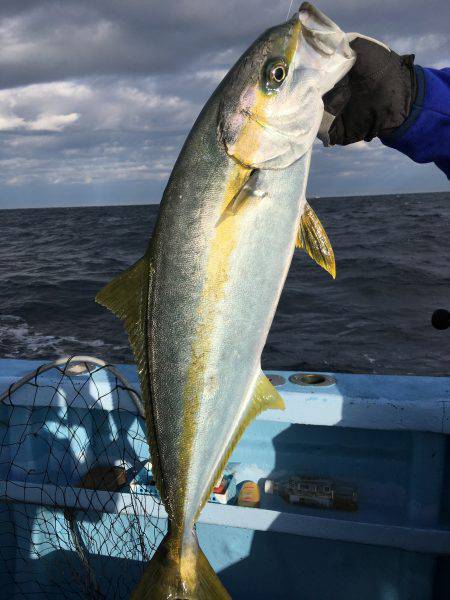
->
0, 0, 276, 90
0, 0, 448, 208
0, 0, 447, 90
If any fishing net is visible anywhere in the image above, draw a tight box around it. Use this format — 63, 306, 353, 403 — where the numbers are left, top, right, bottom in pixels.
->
0, 356, 166, 599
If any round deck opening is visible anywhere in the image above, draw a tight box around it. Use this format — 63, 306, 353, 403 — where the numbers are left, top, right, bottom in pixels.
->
289, 373, 335, 387
267, 374, 286, 387
301, 374, 325, 385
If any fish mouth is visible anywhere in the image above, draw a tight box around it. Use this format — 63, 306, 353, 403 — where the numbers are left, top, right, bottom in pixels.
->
297, 2, 355, 60
298, 2, 338, 32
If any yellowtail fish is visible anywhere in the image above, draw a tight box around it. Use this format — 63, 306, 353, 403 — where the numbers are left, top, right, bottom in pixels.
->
96, 3, 355, 598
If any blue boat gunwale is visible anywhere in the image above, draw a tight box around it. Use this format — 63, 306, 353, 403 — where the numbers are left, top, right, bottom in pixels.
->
1, 358, 449, 434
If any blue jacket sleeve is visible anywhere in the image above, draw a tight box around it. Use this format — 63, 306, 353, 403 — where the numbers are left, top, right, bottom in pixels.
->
380, 66, 450, 178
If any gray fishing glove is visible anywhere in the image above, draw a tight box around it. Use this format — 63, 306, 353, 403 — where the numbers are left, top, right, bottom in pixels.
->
318, 36, 417, 146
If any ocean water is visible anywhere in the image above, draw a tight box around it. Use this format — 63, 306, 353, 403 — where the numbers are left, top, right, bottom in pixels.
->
1, 191, 450, 375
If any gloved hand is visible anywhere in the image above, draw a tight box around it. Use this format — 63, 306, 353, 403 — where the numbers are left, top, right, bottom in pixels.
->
318, 36, 417, 146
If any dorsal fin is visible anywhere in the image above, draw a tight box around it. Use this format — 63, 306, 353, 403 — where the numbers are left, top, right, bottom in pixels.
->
95, 250, 166, 498
296, 201, 336, 278
195, 372, 284, 519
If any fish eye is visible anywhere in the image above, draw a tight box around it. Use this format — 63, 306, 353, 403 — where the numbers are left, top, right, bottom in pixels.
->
264, 59, 288, 91
271, 65, 286, 83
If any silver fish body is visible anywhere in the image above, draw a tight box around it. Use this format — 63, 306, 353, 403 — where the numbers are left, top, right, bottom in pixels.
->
150, 101, 311, 528
97, 4, 355, 598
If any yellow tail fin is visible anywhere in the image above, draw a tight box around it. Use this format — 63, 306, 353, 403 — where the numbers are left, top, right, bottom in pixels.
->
131, 531, 230, 600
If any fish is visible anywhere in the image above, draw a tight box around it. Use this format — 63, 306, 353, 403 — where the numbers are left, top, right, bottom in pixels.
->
96, 3, 355, 598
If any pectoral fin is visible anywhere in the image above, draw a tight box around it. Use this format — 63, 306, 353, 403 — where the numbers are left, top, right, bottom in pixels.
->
196, 373, 284, 518
296, 201, 336, 279
217, 170, 265, 225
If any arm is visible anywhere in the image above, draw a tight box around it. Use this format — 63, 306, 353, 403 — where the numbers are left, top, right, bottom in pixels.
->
320, 37, 450, 179
380, 66, 450, 178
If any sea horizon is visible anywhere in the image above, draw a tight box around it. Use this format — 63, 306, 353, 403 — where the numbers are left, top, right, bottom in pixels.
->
0, 189, 448, 211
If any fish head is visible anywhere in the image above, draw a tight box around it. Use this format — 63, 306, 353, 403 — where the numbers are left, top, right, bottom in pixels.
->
218, 2, 355, 170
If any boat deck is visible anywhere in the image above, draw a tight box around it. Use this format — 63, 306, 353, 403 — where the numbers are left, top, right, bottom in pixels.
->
0, 358, 449, 599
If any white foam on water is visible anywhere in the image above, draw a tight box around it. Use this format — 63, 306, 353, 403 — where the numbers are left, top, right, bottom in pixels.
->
0, 314, 107, 358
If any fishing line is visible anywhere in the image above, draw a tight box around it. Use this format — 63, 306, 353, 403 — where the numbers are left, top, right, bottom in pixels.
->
286, 0, 294, 19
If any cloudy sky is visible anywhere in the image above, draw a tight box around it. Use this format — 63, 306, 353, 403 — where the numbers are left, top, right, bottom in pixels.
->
0, 0, 448, 208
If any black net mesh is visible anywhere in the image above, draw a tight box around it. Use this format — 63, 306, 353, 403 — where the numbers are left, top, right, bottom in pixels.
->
0, 356, 166, 599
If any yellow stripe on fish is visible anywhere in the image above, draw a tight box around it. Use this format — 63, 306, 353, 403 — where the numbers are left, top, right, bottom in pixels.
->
178, 163, 249, 516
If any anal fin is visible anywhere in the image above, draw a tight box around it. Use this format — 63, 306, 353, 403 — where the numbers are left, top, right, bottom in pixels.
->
196, 373, 284, 518
247, 372, 285, 415
96, 254, 149, 324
